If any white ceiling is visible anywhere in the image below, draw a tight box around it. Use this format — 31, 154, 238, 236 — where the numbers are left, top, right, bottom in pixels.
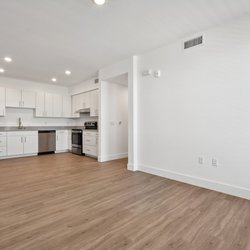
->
0, 0, 250, 86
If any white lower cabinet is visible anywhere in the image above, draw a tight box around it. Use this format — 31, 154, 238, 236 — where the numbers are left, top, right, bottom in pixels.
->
0, 132, 7, 157
56, 130, 69, 152
7, 131, 38, 156
7, 135, 23, 156
83, 131, 98, 158
23, 134, 38, 154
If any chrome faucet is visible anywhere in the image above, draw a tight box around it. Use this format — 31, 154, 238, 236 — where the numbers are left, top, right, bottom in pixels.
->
18, 117, 23, 129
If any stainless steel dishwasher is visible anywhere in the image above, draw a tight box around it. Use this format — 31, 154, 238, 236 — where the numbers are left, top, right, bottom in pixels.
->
38, 130, 56, 154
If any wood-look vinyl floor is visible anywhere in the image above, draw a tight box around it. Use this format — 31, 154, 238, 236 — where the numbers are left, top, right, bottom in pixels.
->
0, 153, 249, 250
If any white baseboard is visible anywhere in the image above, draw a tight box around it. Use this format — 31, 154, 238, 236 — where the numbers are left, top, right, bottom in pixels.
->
127, 163, 136, 171
139, 164, 250, 200
0, 153, 38, 160
55, 150, 70, 154
99, 153, 128, 162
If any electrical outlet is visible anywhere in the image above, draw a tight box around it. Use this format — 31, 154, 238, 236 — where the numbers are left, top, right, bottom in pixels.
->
212, 159, 218, 167
198, 157, 203, 165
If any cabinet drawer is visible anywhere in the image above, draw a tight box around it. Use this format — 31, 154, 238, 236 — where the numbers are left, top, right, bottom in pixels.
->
84, 135, 97, 146
84, 145, 97, 157
84, 131, 98, 137
0, 137, 6, 146
0, 147, 7, 157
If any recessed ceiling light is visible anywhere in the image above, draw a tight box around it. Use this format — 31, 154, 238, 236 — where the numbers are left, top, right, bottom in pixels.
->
51, 78, 57, 82
4, 57, 12, 63
65, 70, 71, 75
0, 68, 5, 73
93, 0, 106, 5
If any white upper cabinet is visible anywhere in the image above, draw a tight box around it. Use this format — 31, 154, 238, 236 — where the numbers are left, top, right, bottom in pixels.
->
71, 95, 80, 117
45, 93, 53, 117
71, 90, 99, 118
62, 95, 72, 118
80, 92, 90, 109
36, 92, 72, 118
90, 89, 99, 117
53, 94, 63, 117
0, 87, 6, 116
35, 92, 45, 117
21, 90, 36, 108
6, 88, 21, 107
6, 88, 35, 108
36, 92, 53, 117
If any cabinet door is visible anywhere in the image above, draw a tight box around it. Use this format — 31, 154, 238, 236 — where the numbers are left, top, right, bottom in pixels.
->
0, 87, 6, 116
62, 96, 72, 117
22, 90, 36, 108
90, 89, 99, 117
23, 135, 38, 154
45, 93, 53, 117
7, 135, 23, 156
71, 95, 80, 118
56, 130, 69, 151
35, 92, 45, 117
81, 92, 90, 109
53, 94, 63, 117
6, 88, 22, 107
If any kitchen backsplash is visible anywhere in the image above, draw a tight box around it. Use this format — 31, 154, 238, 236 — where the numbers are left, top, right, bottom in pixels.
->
0, 108, 98, 127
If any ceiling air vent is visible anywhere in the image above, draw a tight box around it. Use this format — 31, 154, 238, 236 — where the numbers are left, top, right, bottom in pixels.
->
184, 36, 203, 49
95, 78, 99, 84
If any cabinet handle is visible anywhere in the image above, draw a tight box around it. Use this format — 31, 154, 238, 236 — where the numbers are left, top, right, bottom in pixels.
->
21, 137, 23, 143
25, 137, 26, 143
57, 136, 58, 141
22, 101, 24, 106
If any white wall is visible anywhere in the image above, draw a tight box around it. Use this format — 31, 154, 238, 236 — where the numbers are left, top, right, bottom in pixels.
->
98, 57, 138, 169
0, 77, 69, 94
99, 59, 129, 82
69, 77, 99, 96
99, 81, 128, 161
0, 77, 95, 127
137, 15, 250, 199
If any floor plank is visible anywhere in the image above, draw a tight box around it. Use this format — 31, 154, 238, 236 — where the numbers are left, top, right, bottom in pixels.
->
0, 153, 249, 250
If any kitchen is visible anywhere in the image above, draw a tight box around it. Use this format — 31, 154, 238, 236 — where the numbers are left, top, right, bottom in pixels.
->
0, 77, 99, 160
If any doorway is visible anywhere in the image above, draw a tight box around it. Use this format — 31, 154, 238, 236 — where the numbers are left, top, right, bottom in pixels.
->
98, 73, 128, 163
